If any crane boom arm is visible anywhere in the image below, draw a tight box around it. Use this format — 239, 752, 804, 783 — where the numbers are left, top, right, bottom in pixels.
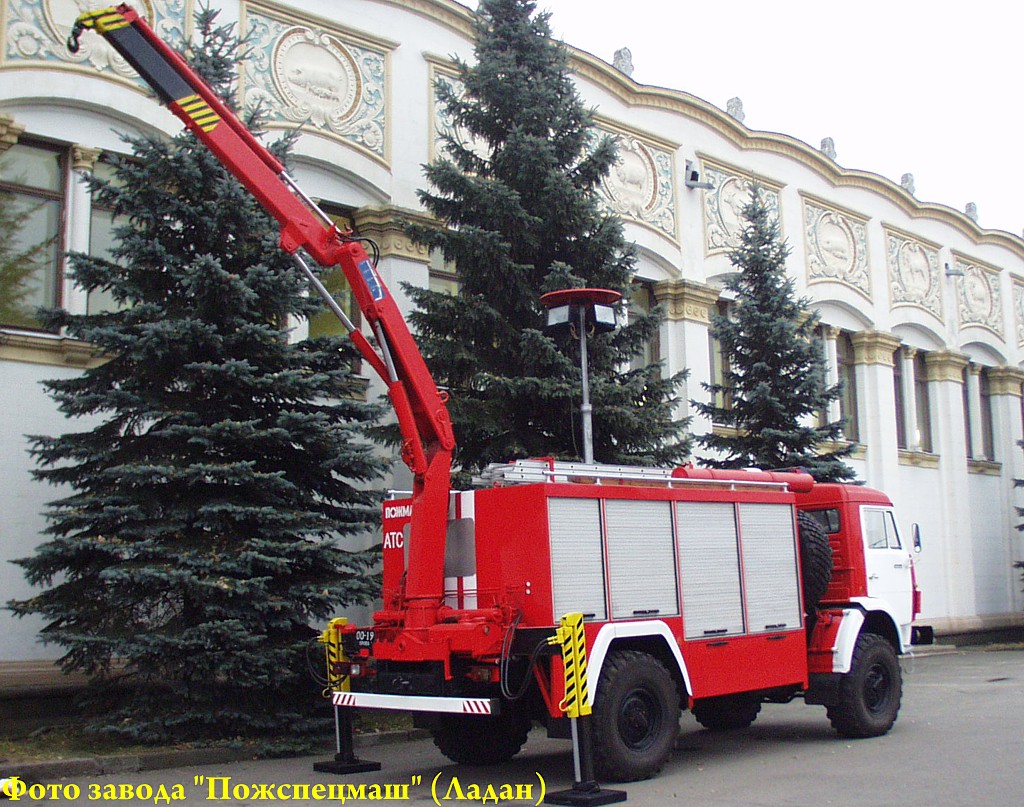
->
69, 5, 454, 624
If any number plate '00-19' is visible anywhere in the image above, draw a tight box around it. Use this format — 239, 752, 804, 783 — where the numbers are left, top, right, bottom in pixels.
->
355, 629, 375, 649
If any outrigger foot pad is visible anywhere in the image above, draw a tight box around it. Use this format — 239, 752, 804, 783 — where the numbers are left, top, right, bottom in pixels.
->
312, 754, 382, 775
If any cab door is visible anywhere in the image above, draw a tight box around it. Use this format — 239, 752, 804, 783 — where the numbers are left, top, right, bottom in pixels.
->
860, 506, 914, 645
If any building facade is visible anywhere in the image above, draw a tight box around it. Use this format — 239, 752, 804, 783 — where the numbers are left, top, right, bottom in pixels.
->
2, 0, 1022, 661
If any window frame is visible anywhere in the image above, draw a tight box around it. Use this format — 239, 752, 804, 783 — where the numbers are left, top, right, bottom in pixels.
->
836, 331, 859, 442
0, 137, 69, 330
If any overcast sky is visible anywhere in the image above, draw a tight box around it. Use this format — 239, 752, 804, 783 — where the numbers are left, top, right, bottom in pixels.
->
543, 0, 1022, 238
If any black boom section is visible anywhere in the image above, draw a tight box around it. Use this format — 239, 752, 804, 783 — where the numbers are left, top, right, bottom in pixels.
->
106, 25, 193, 104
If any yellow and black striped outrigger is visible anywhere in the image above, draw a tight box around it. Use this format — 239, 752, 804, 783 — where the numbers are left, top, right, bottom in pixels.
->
68, 7, 221, 135
548, 611, 593, 719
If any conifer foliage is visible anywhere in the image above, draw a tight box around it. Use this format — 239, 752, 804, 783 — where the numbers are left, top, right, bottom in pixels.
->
694, 186, 854, 482
405, 0, 689, 476
8, 9, 383, 743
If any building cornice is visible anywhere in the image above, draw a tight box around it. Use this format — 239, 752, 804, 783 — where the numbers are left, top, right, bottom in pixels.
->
72, 145, 102, 172
898, 449, 940, 469
0, 331, 107, 368
0, 113, 25, 152
353, 205, 437, 263
3, 0, 1021, 257
850, 331, 901, 366
986, 366, 1024, 397
652, 279, 719, 324
364, 2, 1023, 259
565, 46, 1024, 257
923, 350, 970, 383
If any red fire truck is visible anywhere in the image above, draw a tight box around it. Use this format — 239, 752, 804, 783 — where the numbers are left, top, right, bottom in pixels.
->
72, 6, 924, 783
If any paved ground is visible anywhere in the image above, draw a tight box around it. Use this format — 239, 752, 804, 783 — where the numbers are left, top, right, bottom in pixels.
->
3, 648, 1022, 806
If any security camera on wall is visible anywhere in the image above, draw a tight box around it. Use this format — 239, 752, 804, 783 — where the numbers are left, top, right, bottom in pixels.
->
684, 159, 714, 190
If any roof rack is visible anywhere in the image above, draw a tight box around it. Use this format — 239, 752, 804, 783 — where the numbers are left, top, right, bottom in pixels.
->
476, 459, 793, 490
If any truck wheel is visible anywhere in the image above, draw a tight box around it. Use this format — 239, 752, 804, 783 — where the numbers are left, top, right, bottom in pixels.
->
797, 510, 832, 615
592, 650, 680, 782
692, 695, 761, 731
826, 632, 902, 738
431, 710, 531, 766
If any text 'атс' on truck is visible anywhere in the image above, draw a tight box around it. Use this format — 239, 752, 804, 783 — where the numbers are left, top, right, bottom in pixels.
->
72, 4, 927, 784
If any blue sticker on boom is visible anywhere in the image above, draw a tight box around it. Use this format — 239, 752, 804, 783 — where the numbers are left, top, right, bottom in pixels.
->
358, 259, 386, 302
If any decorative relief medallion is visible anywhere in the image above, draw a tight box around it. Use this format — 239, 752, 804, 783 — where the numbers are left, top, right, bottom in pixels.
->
803, 200, 870, 299
270, 28, 361, 127
1014, 280, 1024, 349
244, 5, 388, 161
886, 231, 941, 320
954, 256, 1003, 338
702, 163, 781, 254
431, 69, 489, 164
4, 0, 185, 81
596, 129, 675, 240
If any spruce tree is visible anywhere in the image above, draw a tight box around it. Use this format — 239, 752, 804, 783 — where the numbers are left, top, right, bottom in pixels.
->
7, 8, 383, 744
694, 186, 854, 482
405, 0, 689, 477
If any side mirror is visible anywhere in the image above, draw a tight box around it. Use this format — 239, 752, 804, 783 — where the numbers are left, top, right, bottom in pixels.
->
912, 523, 922, 553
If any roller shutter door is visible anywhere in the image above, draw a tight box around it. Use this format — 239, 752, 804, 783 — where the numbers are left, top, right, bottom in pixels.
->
677, 501, 745, 639
548, 497, 607, 621
605, 499, 678, 619
738, 503, 802, 632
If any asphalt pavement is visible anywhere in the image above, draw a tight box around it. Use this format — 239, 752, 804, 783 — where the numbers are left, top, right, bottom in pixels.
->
3, 647, 1022, 806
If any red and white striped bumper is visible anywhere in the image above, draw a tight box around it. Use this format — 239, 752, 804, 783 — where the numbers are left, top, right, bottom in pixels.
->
331, 691, 499, 715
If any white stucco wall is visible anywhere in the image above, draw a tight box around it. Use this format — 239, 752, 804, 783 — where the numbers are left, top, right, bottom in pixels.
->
2, 0, 1022, 660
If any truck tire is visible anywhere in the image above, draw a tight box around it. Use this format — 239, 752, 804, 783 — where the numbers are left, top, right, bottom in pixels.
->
826, 632, 902, 738
591, 650, 680, 782
797, 510, 832, 615
431, 710, 531, 766
692, 695, 761, 731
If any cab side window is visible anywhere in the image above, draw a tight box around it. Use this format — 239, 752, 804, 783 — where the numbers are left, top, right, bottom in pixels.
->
863, 508, 901, 549
883, 511, 901, 549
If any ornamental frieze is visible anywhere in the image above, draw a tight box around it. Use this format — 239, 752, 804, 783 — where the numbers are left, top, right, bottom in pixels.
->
885, 229, 942, 320
701, 162, 781, 255
953, 255, 1003, 338
595, 127, 676, 241
430, 67, 490, 165
1014, 279, 1024, 349
802, 199, 870, 300
4, 0, 187, 82
242, 2, 390, 163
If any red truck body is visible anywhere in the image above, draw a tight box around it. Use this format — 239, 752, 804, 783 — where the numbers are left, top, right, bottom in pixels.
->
74, 5, 923, 782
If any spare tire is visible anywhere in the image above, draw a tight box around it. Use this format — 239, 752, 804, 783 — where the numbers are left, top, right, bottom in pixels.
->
797, 510, 833, 616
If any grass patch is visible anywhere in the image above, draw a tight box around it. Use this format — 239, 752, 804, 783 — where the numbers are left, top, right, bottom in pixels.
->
352, 710, 414, 735
0, 727, 157, 763
0, 710, 414, 764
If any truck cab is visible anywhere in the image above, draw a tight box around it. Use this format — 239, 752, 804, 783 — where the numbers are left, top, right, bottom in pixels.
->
799, 484, 918, 649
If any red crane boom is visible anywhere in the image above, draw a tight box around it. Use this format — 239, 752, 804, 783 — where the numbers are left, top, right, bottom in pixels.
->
69, 5, 454, 628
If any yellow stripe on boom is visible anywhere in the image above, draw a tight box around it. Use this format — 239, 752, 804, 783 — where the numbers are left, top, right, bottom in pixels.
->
95, 13, 130, 32
74, 8, 129, 34
176, 94, 221, 133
